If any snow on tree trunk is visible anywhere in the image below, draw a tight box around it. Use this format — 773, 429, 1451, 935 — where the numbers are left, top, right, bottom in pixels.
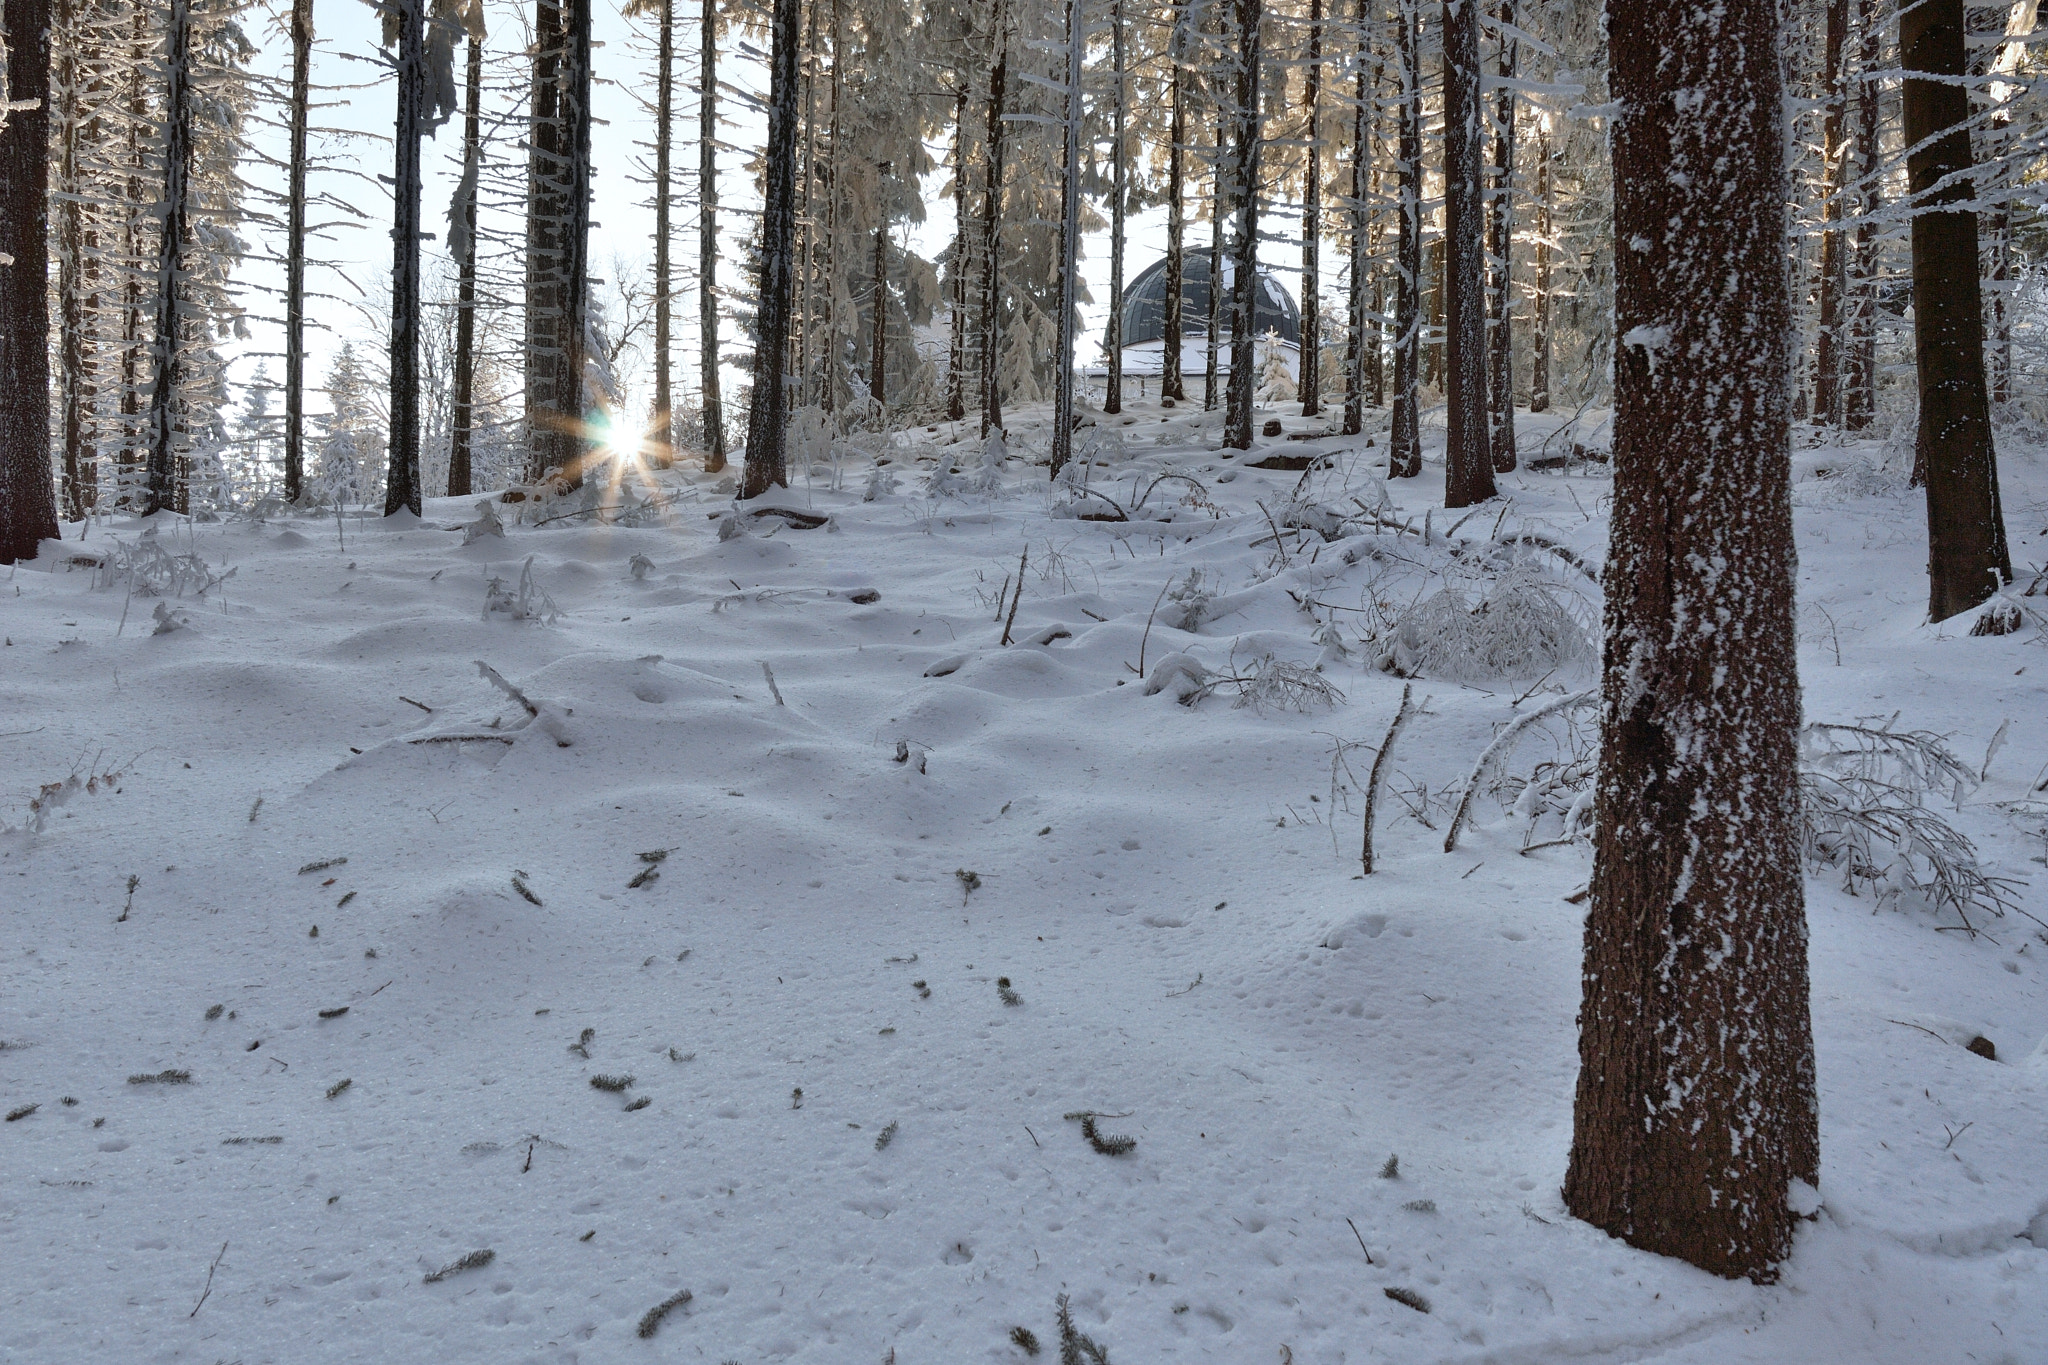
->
1902, 0, 2012, 620
285, 0, 313, 503
1299, 0, 1321, 419
1387, 0, 1420, 478
868, 198, 887, 412
0, 0, 58, 560
1843, 0, 1880, 432
1529, 114, 1550, 414
1565, 0, 1819, 1285
1342, 29, 1366, 437
1486, 1, 1515, 471
1440, 0, 1493, 508
1812, 0, 1848, 428
525, 0, 562, 479
1104, 0, 1125, 417
740, 0, 798, 498
1222, 0, 1260, 452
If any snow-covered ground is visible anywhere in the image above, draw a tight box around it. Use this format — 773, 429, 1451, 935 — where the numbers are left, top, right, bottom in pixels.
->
3, 396, 2046, 1365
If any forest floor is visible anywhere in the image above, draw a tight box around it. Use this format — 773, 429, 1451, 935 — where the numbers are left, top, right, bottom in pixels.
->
3, 394, 2047, 1365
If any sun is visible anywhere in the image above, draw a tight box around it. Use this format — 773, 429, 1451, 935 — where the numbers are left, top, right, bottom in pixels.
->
588, 411, 647, 471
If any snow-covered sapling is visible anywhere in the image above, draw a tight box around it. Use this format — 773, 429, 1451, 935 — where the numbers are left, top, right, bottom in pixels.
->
997, 976, 1022, 1006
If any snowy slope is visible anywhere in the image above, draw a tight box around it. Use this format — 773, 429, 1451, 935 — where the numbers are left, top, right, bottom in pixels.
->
2, 398, 2045, 1365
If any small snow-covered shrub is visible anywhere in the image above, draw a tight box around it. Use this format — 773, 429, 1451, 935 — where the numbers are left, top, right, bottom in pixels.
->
1799, 722, 2022, 930
94, 528, 232, 599
483, 556, 560, 624
1386, 570, 1594, 682
1230, 655, 1345, 715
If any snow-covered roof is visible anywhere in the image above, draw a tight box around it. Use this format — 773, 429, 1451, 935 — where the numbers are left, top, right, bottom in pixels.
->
1112, 252, 1301, 349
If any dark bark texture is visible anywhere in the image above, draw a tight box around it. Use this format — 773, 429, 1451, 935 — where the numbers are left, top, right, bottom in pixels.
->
1902, 0, 2011, 619
0, 0, 58, 560
1565, 0, 1819, 1285
1222, 0, 1260, 450
740, 0, 799, 497
1387, 0, 1420, 477
1440, 0, 1493, 506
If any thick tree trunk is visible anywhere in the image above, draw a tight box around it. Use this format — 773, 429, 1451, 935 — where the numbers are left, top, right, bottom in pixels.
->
450, 31, 483, 497
1162, 0, 1188, 404
946, 86, 968, 422
979, 16, 1006, 438
386, 0, 427, 517
740, 0, 799, 497
1903, 0, 2011, 619
1529, 116, 1550, 414
699, 0, 725, 470
1222, 0, 1261, 451
1814, 0, 1849, 427
1049, 0, 1084, 475
0, 0, 57, 560
1105, 0, 1125, 415
284, 0, 313, 501
1441, 0, 1493, 507
1299, 0, 1321, 418
649, 0, 674, 462
1486, 2, 1515, 470
1565, 0, 1819, 1285
145, 0, 194, 516
1387, 0, 1421, 478
795, 0, 819, 408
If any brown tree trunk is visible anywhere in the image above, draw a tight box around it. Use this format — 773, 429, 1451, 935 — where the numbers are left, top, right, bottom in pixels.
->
1163, 0, 1188, 404
868, 201, 887, 411
1902, 0, 2012, 619
1565, 0, 1819, 1285
145, 0, 194, 516
946, 86, 968, 422
1441, 0, 1493, 507
699, 0, 726, 470
285, 0, 313, 501
740, 0, 799, 497
386, 0, 428, 517
980, 11, 1007, 437
449, 30, 483, 496
0, 0, 57, 560
648, 0, 675, 463
1387, 0, 1420, 478
54, 0, 95, 520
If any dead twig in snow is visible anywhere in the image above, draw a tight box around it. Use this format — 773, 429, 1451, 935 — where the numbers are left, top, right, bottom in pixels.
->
999, 545, 1029, 645
189, 1241, 227, 1317
1443, 690, 1600, 853
1362, 685, 1415, 875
